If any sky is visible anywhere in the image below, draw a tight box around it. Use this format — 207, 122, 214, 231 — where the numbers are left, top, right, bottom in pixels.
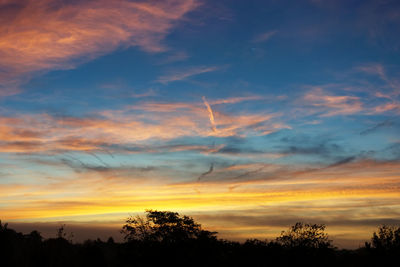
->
1, 0, 400, 248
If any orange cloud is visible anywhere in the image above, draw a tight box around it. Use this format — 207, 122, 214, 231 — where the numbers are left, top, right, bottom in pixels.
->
0, 0, 198, 83
303, 87, 363, 116
373, 102, 400, 114
202, 96, 217, 132
0, 98, 281, 153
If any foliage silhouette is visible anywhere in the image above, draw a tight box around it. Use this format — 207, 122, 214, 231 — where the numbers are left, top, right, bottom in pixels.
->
121, 209, 217, 243
276, 222, 333, 249
363, 225, 400, 267
370, 225, 400, 250
0, 215, 399, 266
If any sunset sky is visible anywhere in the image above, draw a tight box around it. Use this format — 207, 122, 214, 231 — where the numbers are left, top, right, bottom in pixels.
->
1, 0, 400, 248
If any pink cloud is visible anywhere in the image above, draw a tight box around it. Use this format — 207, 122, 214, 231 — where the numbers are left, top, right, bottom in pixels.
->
0, 97, 283, 153
373, 102, 400, 114
0, 86, 21, 98
0, 0, 199, 82
356, 63, 386, 80
303, 87, 363, 117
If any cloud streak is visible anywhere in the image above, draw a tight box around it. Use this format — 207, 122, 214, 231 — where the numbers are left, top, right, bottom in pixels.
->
198, 163, 214, 181
252, 30, 278, 43
303, 87, 363, 116
202, 96, 217, 132
0, 0, 198, 84
157, 66, 219, 84
0, 98, 280, 153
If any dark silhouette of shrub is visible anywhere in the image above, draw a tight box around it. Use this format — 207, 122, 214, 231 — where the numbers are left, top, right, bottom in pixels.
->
276, 222, 333, 249
363, 225, 400, 267
370, 225, 400, 250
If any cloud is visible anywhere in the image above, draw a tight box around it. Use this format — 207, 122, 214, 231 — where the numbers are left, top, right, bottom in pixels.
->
202, 96, 217, 132
157, 51, 190, 64
0, 86, 21, 98
357, 0, 400, 50
352, 63, 400, 115
360, 120, 395, 135
277, 134, 345, 159
60, 157, 156, 176
326, 156, 356, 168
197, 163, 214, 181
303, 87, 363, 116
252, 30, 278, 43
0, 98, 282, 153
130, 89, 157, 98
356, 63, 387, 80
157, 66, 219, 83
373, 102, 400, 114
210, 96, 265, 105
0, 0, 199, 84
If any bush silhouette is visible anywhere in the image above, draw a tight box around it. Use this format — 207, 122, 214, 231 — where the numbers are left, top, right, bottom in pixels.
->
276, 222, 333, 249
370, 225, 400, 250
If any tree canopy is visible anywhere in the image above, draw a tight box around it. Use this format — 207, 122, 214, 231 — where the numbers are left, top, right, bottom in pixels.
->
370, 225, 400, 250
276, 222, 333, 249
121, 209, 217, 243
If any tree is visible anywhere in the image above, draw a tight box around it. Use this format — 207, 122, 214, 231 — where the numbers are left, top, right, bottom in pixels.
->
56, 224, 74, 242
276, 222, 333, 249
370, 225, 400, 250
121, 210, 217, 243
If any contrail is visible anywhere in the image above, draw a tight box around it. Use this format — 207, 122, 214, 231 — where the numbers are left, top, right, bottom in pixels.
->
202, 96, 217, 132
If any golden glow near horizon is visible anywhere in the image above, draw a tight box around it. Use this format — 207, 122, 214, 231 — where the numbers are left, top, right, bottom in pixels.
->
2, 157, 400, 248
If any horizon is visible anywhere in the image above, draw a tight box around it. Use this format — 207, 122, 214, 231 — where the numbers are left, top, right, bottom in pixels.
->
1, 0, 400, 250
4, 211, 378, 249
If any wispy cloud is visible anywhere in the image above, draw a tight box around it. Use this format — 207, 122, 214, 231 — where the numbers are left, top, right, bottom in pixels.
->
202, 96, 217, 132
252, 30, 278, 43
373, 102, 400, 114
303, 87, 363, 116
197, 163, 214, 181
130, 89, 157, 98
0, 97, 282, 153
0, 86, 21, 98
210, 95, 265, 105
157, 66, 219, 83
360, 120, 395, 135
356, 63, 387, 80
157, 51, 190, 64
0, 0, 199, 83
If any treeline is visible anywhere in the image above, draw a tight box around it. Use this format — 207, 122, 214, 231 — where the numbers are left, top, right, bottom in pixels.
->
1, 210, 399, 267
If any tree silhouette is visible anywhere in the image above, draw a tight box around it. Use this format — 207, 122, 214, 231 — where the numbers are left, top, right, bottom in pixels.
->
370, 225, 400, 250
276, 222, 333, 249
2, 216, 400, 266
121, 209, 217, 243
56, 224, 74, 242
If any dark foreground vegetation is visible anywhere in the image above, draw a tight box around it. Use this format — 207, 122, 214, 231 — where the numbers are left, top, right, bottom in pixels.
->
1, 210, 399, 267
